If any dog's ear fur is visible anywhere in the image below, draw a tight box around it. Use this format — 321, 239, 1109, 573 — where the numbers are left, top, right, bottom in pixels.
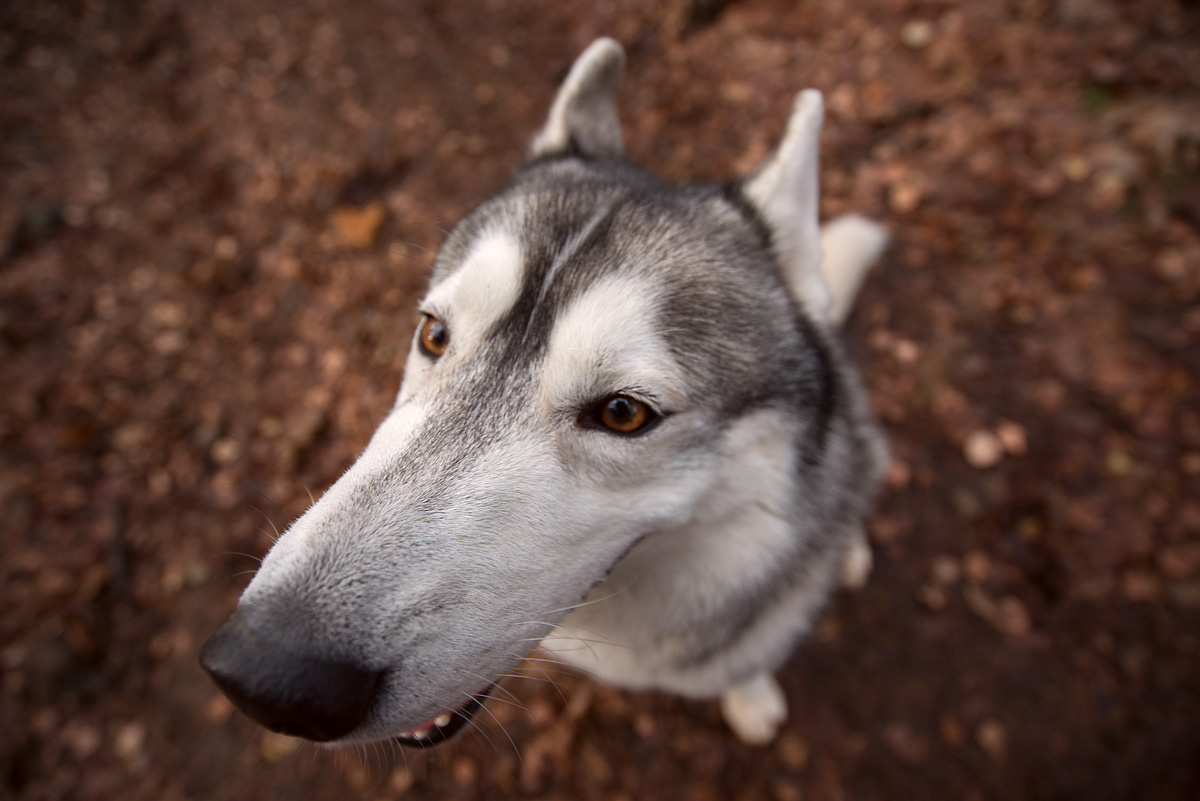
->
742, 90, 831, 321
530, 38, 625, 160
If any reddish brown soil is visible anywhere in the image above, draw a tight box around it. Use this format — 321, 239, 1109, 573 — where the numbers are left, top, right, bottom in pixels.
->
3, 1, 1199, 800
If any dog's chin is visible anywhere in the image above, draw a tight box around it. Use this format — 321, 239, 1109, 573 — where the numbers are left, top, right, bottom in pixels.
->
390, 684, 494, 748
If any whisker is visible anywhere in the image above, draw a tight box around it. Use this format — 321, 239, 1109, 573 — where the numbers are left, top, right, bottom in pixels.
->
385, 243, 433, 269
398, 240, 435, 256
478, 692, 529, 714
236, 482, 283, 512
454, 707, 498, 752
220, 551, 263, 564
496, 671, 553, 685
516, 654, 602, 684
394, 734, 411, 773
252, 525, 283, 547
515, 635, 635, 650
503, 661, 570, 705
247, 503, 281, 541
459, 670, 526, 711
468, 693, 523, 766
537, 643, 608, 656
519, 620, 628, 647
536, 581, 636, 617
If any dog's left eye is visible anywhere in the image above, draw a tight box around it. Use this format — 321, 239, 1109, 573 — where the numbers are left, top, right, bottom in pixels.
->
418, 315, 449, 358
582, 394, 661, 436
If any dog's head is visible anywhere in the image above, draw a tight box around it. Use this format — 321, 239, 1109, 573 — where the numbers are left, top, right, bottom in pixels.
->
201, 39, 842, 746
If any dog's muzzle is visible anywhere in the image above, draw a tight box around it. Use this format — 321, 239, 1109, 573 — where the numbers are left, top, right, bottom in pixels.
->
199, 609, 385, 742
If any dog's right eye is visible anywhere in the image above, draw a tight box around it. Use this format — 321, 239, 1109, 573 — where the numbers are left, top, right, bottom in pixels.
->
581, 394, 661, 436
418, 315, 449, 358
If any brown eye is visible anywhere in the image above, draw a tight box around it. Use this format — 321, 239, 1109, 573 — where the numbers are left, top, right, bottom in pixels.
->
418, 315, 449, 358
586, 394, 660, 435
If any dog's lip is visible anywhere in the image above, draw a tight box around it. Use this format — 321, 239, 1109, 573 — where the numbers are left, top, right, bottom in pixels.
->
391, 685, 493, 748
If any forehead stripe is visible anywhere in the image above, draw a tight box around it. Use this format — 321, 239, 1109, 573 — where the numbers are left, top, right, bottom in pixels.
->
522, 202, 615, 343
482, 198, 622, 369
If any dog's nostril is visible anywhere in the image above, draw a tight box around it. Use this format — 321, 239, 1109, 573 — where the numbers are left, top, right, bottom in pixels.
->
199, 609, 384, 742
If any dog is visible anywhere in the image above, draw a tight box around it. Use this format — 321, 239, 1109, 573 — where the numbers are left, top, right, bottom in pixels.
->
200, 38, 887, 748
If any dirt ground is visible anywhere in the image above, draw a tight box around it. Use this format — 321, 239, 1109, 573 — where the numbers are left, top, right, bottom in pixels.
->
2, 1, 1199, 799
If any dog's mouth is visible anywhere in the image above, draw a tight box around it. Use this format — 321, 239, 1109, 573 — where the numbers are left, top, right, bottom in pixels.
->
391, 685, 493, 748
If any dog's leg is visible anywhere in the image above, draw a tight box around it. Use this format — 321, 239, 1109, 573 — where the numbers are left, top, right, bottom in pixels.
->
840, 528, 873, 590
719, 672, 788, 745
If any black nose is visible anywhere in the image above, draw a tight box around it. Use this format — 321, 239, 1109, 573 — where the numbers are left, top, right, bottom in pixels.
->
199, 608, 385, 742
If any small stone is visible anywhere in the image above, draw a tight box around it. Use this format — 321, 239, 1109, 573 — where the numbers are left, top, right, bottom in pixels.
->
976, 719, 1008, 761
917, 584, 948, 610
951, 489, 984, 518
1121, 570, 1161, 602
488, 44, 511, 68
1158, 543, 1200, 580
214, 235, 239, 260
889, 181, 924, 214
939, 715, 965, 746
114, 722, 146, 762
260, 731, 295, 762
964, 430, 1004, 468
931, 555, 961, 586
886, 459, 912, 488
1017, 516, 1043, 541
185, 561, 211, 586
210, 437, 242, 465
963, 583, 997, 622
205, 694, 234, 723
64, 722, 102, 760
900, 19, 935, 49
893, 338, 920, 364
963, 550, 992, 583
1169, 580, 1200, 609
1107, 449, 1133, 476
992, 596, 1032, 637
151, 301, 187, 328
884, 721, 929, 764
453, 757, 478, 786
1062, 155, 1090, 182
1154, 249, 1190, 283
633, 712, 657, 739
995, 421, 1027, 455
777, 733, 810, 770
474, 82, 496, 105
342, 756, 371, 791
527, 696, 557, 727
389, 766, 415, 793
772, 781, 803, 801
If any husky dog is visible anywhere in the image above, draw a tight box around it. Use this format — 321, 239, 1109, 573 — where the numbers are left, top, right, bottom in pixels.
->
201, 38, 887, 747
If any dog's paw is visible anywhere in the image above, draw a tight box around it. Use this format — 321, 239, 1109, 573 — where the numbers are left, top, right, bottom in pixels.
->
719, 673, 787, 745
840, 534, 873, 590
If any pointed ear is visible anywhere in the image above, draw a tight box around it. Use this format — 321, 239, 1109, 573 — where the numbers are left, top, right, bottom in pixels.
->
530, 38, 625, 160
741, 90, 830, 321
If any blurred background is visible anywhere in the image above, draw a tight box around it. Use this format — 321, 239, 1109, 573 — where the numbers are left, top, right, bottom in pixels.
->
2, 1, 1198, 799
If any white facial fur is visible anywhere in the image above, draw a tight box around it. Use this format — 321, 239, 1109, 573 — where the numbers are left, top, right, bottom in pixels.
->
542, 272, 689, 419
397, 229, 524, 405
